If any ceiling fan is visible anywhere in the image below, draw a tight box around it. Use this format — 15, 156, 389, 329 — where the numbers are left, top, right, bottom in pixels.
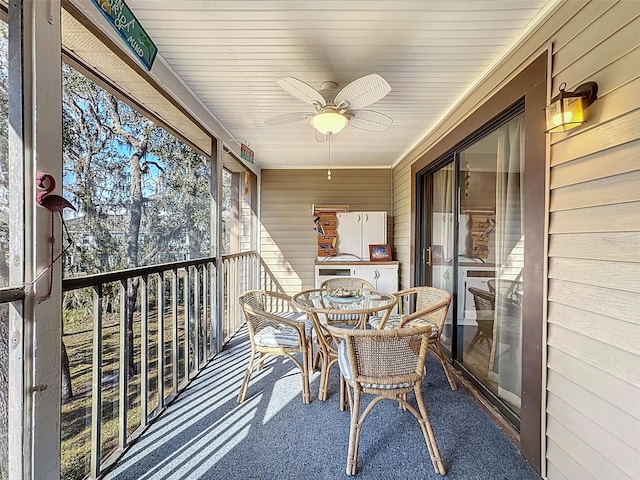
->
265, 74, 393, 141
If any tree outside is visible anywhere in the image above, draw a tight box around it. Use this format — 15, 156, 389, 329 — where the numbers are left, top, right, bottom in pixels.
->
0, 21, 236, 479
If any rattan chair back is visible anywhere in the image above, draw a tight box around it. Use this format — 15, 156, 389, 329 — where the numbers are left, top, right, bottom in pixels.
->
320, 277, 375, 291
237, 290, 312, 404
327, 323, 446, 476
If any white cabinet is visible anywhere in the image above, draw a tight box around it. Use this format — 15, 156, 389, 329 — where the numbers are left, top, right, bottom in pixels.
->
315, 262, 398, 292
352, 264, 398, 292
336, 211, 386, 260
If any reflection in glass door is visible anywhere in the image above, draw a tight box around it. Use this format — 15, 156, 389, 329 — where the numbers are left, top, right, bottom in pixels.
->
418, 110, 525, 421
458, 114, 524, 416
428, 162, 455, 353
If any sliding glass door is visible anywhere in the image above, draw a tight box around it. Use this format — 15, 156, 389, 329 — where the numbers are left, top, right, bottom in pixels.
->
417, 108, 525, 422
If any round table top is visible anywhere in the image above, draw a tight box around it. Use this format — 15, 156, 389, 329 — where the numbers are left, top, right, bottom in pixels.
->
292, 288, 397, 315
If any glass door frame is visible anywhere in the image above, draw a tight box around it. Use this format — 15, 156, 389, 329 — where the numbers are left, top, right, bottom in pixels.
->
410, 53, 546, 473
415, 101, 526, 429
415, 153, 460, 361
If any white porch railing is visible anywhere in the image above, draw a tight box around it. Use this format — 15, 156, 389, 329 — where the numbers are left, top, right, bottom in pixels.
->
59, 251, 264, 479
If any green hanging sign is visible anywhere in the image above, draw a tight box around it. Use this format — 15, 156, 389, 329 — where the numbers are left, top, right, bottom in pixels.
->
92, 0, 158, 71
240, 144, 254, 164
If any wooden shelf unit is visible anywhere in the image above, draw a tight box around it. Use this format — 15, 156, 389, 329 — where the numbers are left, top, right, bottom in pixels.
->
313, 205, 349, 257
469, 213, 493, 260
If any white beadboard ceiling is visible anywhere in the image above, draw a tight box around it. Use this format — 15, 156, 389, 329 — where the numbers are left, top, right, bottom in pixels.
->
71, 0, 557, 170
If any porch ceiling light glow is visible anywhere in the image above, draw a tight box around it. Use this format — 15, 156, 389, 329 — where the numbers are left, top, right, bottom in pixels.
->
310, 109, 348, 135
545, 81, 598, 133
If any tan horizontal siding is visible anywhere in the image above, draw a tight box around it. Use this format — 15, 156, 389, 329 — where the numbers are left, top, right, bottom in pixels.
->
549, 201, 640, 234
547, 347, 640, 420
547, 370, 640, 451
549, 231, 640, 262
548, 47, 640, 464
392, 163, 413, 289
551, 2, 640, 78
550, 139, 640, 189
550, 167, 640, 212
548, 257, 640, 294
547, 404, 632, 480
260, 168, 392, 295
548, 322, 639, 387
548, 302, 639, 355
550, 108, 640, 166
544, 444, 578, 480
548, 391, 638, 478
548, 278, 639, 326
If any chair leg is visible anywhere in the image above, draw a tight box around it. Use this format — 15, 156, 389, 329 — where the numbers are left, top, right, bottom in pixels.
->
339, 374, 347, 411
431, 340, 457, 390
346, 385, 362, 476
300, 342, 311, 404
318, 348, 330, 401
414, 385, 446, 475
237, 347, 258, 403
308, 339, 315, 373
465, 329, 483, 355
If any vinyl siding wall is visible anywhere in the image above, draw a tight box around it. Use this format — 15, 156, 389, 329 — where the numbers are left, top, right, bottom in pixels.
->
260, 168, 392, 295
545, 1, 640, 478
391, 1, 640, 478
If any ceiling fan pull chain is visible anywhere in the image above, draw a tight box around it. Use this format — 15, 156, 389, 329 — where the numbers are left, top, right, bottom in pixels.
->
327, 136, 332, 180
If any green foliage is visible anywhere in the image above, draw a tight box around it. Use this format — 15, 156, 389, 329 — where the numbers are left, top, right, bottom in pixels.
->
61, 64, 212, 277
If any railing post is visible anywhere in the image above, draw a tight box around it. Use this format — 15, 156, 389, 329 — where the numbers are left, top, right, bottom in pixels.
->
194, 266, 201, 372
140, 275, 148, 427
171, 269, 179, 394
90, 285, 103, 479
183, 268, 190, 380
118, 280, 129, 451
210, 261, 218, 356
157, 272, 165, 408
201, 265, 208, 363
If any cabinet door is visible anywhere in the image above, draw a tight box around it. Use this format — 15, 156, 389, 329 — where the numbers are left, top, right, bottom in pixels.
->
372, 265, 398, 293
351, 265, 376, 287
337, 212, 363, 258
361, 212, 386, 260
351, 265, 397, 292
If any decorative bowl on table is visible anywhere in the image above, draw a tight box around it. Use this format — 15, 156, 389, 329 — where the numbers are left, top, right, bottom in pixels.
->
325, 287, 362, 303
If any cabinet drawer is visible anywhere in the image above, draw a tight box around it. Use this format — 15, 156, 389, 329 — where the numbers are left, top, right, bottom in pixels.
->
319, 219, 337, 228
317, 234, 335, 243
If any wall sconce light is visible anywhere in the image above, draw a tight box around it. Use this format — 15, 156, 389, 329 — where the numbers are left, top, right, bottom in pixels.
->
545, 81, 598, 133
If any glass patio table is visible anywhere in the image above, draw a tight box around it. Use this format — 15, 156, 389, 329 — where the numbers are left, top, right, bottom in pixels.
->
291, 288, 397, 405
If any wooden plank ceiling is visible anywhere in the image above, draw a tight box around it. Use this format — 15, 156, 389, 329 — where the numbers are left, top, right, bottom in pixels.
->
68, 0, 556, 169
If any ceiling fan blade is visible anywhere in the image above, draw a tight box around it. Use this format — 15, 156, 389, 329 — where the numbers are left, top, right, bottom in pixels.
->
275, 77, 326, 107
334, 74, 391, 110
348, 110, 393, 132
264, 112, 312, 126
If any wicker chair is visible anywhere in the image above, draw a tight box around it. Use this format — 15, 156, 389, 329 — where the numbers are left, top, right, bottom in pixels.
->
320, 277, 375, 292
487, 278, 523, 305
319, 277, 376, 329
327, 323, 446, 476
466, 287, 495, 355
368, 286, 457, 390
237, 290, 313, 404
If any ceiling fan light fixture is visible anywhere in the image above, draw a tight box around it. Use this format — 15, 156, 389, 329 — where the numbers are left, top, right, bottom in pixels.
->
310, 109, 348, 135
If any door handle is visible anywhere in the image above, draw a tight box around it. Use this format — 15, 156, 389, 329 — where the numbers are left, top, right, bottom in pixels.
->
425, 247, 432, 267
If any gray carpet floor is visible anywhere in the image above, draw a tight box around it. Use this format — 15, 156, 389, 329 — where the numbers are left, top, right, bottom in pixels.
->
105, 328, 542, 480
